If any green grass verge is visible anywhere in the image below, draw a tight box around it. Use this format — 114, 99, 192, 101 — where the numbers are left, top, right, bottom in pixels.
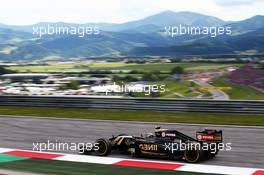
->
160, 81, 197, 98
212, 77, 264, 100
104, 63, 242, 72
9, 62, 243, 73
0, 154, 28, 163
0, 159, 220, 175
0, 106, 263, 126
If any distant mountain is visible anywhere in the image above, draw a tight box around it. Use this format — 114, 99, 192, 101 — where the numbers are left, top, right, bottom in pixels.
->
106, 11, 227, 32
0, 30, 177, 60
33, 32, 176, 58
0, 28, 33, 60
227, 15, 264, 34
0, 11, 264, 60
0, 22, 115, 34
6, 44, 53, 60
129, 27, 264, 56
0, 28, 31, 43
0, 11, 227, 33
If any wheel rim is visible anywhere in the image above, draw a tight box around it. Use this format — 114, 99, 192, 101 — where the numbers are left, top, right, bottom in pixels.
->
185, 150, 199, 162
96, 140, 107, 155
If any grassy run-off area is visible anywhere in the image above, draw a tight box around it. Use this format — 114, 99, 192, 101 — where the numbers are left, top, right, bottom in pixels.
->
160, 81, 197, 98
8, 62, 243, 73
0, 106, 263, 126
0, 159, 217, 175
212, 77, 264, 100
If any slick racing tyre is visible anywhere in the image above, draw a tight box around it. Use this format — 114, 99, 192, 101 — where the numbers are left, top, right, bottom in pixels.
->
184, 147, 202, 163
95, 138, 111, 156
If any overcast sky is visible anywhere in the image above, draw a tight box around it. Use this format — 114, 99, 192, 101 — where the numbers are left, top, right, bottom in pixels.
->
0, 0, 263, 25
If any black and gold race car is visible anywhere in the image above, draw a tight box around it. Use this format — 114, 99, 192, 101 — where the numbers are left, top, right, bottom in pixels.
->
80, 126, 223, 163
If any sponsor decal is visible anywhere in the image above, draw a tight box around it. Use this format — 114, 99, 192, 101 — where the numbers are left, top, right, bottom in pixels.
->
165, 133, 176, 137
139, 144, 158, 151
196, 134, 222, 141
161, 132, 176, 137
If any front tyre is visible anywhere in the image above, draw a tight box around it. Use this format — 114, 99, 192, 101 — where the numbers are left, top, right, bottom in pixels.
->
94, 138, 111, 156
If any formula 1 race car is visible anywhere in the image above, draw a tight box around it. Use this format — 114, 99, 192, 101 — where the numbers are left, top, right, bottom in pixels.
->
80, 126, 223, 163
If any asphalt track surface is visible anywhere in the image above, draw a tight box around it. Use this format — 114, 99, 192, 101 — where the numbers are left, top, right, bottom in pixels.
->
192, 80, 229, 100
0, 115, 263, 169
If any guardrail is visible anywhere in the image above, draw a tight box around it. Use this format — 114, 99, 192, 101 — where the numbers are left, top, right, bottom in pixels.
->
0, 95, 263, 114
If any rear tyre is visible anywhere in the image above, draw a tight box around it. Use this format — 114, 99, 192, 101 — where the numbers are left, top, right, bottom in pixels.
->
95, 138, 111, 156
184, 148, 202, 163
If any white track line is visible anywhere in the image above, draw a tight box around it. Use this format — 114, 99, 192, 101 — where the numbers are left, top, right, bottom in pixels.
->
1, 147, 263, 175
177, 164, 259, 175
55, 154, 123, 165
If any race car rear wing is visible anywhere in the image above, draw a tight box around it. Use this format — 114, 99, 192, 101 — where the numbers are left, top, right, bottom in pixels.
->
196, 129, 223, 142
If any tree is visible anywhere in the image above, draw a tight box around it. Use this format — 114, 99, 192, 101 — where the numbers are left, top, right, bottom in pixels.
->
142, 71, 167, 81
112, 75, 138, 83
59, 80, 80, 90
260, 62, 264, 69
67, 80, 80, 90
171, 66, 184, 75
0, 66, 15, 75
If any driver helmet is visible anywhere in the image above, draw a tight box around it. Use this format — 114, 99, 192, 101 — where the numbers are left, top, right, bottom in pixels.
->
155, 126, 162, 132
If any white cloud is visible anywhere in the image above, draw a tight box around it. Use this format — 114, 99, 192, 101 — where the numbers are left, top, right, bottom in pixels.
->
213, 0, 260, 6
0, 0, 263, 25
